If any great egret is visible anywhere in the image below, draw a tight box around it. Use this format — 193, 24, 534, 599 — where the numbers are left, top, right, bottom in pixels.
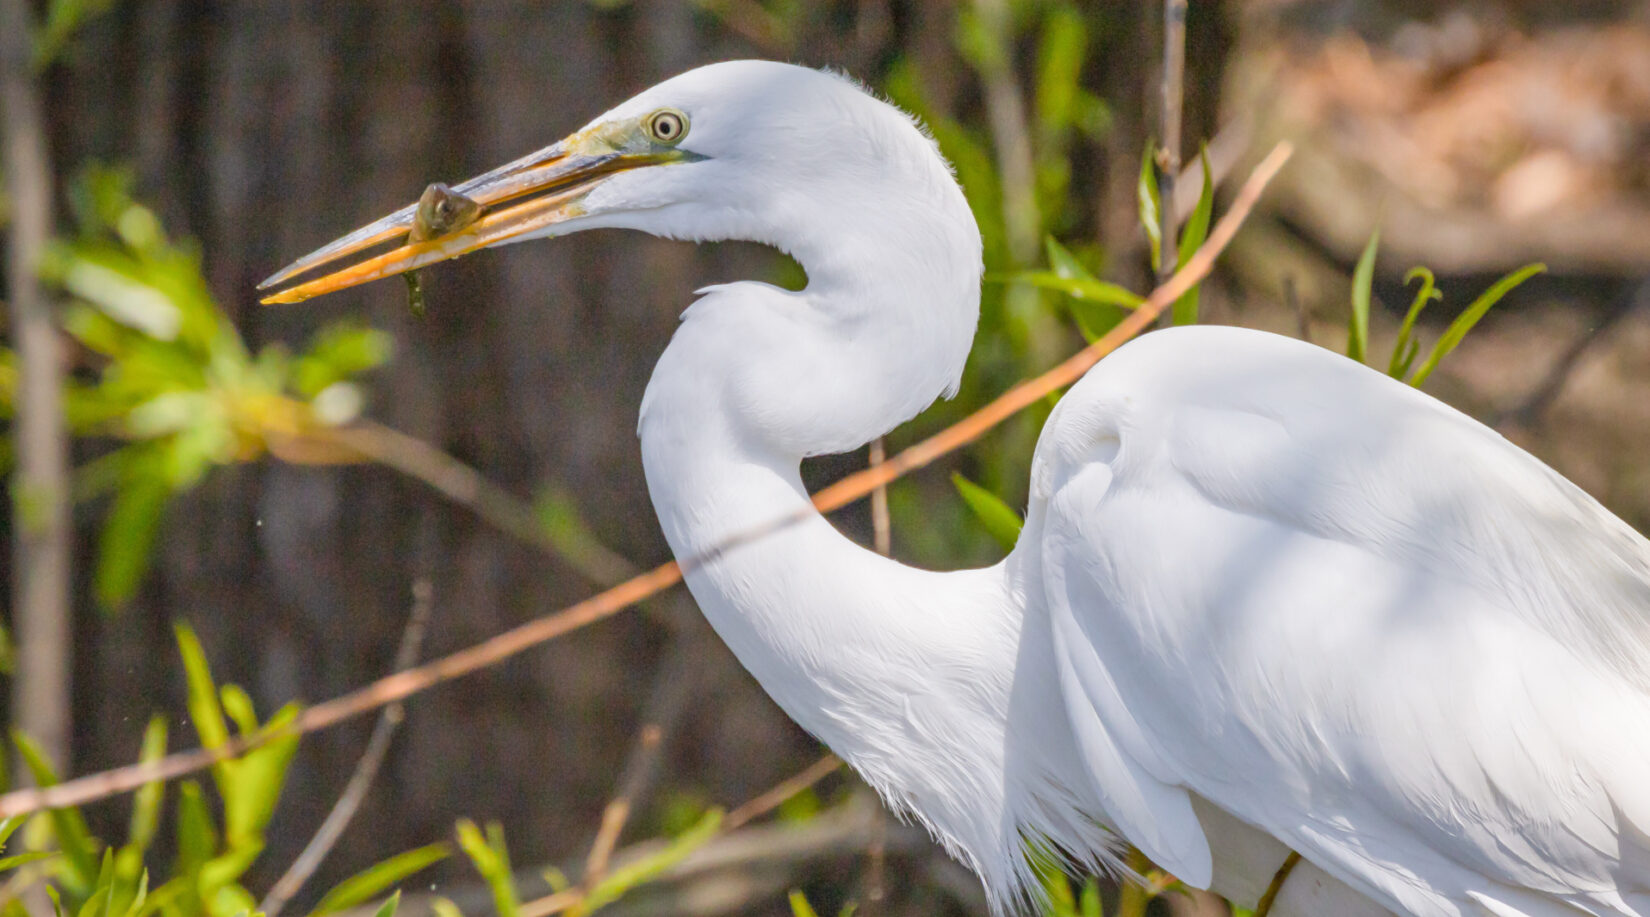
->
261, 61, 1650, 917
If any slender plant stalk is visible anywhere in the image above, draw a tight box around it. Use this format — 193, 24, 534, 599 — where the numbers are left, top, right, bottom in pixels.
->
2, 0, 73, 774
864, 437, 891, 910
0, 141, 1291, 821
258, 576, 437, 917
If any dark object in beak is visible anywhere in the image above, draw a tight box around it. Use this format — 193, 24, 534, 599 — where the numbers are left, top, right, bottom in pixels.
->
410, 183, 483, 243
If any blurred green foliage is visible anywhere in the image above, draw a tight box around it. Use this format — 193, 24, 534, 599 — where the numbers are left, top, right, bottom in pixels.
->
0, 625, 442, 917
2, 3, 1554, 917
34, 165, 392, 610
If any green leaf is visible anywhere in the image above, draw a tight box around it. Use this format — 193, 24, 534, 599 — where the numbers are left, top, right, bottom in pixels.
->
293, 324, 393, 399
373, 890, 402, 917
310, 843, 451, 916
197, 837, 263, 893
580, 809, 722, 915
951, 473, 1023, 550
1409, 263, 1546, 388
1171, 147, 1215, 326
455, 820, 519, 917
219, 685, 260, 737
12, 730, 100, 889
1079, 877, 1102, 917
119, 870, 149, 917
221, 703, 300, 847
33, 0, 119, 70
95, 475, 169, 611
174, 624, 229, 749
1389, 267, 1440, 379
1137, 142, 1162, 268
119, 716, 168, 886
788, 891, 821, 917
79, 849, 120, 917
1347, 230, 1379, 364
173, 780, 217, 887
0, 815, 26, 852
999, 271, 1142, 307
1044, 237, 1094, 282
0, 850, 57, 871
430, 898, 464, 917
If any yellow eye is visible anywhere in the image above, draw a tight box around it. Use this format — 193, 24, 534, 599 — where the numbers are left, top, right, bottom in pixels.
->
645, 108, 688, 145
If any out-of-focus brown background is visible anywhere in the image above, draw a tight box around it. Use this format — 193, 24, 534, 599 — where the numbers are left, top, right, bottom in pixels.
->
10, 0, 1650, 914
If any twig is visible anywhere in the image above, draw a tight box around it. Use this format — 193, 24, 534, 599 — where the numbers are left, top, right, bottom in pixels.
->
1156, 0, 1188, 285
868, 438, 891, 557
518, 754, 843, 917
723, 755, 843, 832
259, 576, 438, 917
3, 0, 74, 773
1492, 276, 1650, 431
864, 439, 890, 909
1252, 851, 1301, 917
581, 638, 700, 887
328, 421, 637, 587
0, 142, 1291, 821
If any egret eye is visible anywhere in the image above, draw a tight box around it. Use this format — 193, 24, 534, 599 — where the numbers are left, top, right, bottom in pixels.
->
645, 109, 688, 145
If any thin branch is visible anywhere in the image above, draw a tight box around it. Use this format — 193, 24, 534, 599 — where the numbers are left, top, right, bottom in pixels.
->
1492, 276, 1650, 431
724, 755, 843, 832
3, 0, 73, 773
259, 577, 437, 917
328, 421, 637, 587
868, 438, 891, 558
581, 637, 700, 887
1156, 0, 1188, 284
0, 142, 1291, 821
864, 438, 890, 910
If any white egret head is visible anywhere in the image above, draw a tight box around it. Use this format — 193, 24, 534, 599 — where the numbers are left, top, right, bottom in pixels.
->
260, 60, 973, 307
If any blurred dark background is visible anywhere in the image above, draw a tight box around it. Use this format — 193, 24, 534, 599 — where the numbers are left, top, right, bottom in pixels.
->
10, 0, 1650, 914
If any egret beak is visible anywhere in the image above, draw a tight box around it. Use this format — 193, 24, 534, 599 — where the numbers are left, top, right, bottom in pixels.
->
258, 137, 671, 304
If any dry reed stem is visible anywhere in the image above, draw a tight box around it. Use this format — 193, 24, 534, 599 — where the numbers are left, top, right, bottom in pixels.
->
259, 577, 436, 917
0, 141, 1290, 821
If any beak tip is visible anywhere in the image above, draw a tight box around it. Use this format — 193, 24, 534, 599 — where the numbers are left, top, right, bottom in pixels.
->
260, 288, 307, 306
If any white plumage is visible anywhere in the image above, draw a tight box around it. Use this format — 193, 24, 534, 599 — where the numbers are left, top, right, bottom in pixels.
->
265, 60, 1650, 917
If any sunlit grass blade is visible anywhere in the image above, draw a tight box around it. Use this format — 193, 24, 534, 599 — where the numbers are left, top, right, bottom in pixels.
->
173, 624, 229, 750
455, 820, 520, 917
952, 473, 1024, 550
1409, 263, 1546, 387
310, 843, 451, 916
372, 889, 402, 917
1347, 229, 1379, 363
788, 890, 821, 917
1172, 146, 1215, 326
577, 809, 722, 917
1389, 267, 1439, 380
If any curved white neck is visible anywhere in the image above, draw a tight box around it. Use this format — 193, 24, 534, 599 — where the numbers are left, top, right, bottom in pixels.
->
632, 181, 1115, 904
